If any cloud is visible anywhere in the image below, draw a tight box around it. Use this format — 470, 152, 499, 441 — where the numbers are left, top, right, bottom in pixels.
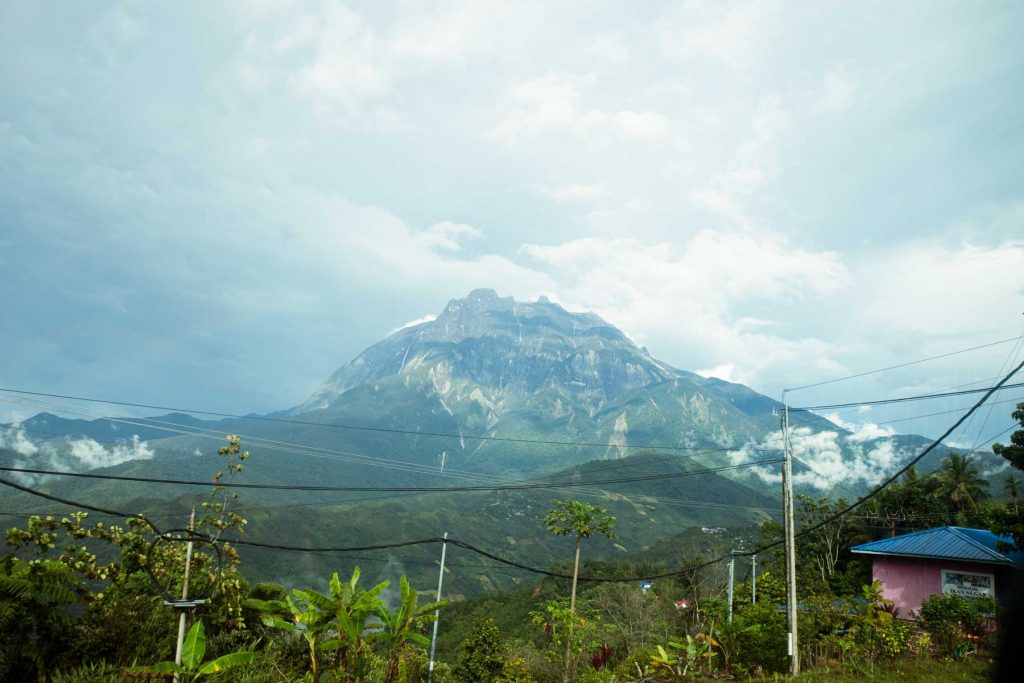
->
0, 424, 39, 457
824, 412, 896, 442
730, 425, 909, 490
388, 314, 437, 337
521, 230, 849, 390
418, 222, 481, 252
67, 435, 155, 470
697, 363, 739, 383
0, 427, 155, 484
495, 73, 677, 144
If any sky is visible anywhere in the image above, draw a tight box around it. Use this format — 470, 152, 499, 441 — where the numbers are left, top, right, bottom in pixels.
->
1, 0, 1023, 427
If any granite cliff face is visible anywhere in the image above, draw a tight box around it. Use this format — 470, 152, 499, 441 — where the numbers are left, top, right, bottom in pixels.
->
285, 289, 802, 473
297, 288, 681, 416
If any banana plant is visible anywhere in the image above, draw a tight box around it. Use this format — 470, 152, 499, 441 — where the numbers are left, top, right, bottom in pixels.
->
371, 575, 447, 683
127, 620, 256, 681
321, 567, 390, 682
250, 589, 334, 680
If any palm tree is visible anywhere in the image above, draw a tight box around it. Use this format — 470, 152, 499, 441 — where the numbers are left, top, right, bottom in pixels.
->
938, 452, 990, 522
544, 500, 616, 683
1005, 475, 1021, 516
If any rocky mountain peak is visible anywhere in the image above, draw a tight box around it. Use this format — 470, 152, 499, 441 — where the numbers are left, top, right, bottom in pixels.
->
294, 289, 680, 414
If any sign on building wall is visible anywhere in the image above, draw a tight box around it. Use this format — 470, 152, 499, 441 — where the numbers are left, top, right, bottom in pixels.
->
941, 569, 994, 599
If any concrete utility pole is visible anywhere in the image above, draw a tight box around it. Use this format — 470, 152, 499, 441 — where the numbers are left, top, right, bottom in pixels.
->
173, 507, 197, 683
726, 555, 735, 623
427, 533, 448, 683
751, 554, 757, 605
781, 391, 800, 676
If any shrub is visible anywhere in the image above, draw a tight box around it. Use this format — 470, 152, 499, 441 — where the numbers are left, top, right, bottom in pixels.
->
453, 618, 508, 682
728, 602, 787, 675
916, 593, 994, 657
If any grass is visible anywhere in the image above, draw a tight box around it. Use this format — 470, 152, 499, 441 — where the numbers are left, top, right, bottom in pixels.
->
749, 657, 992, 682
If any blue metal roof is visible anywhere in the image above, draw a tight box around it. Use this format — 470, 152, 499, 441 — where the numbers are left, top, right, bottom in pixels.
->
850, 526, 1024, 569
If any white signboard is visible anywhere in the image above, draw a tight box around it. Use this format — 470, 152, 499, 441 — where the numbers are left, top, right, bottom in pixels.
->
941, 569, 994, 599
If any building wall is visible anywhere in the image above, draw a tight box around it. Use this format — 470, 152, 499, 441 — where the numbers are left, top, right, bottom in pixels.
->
872, 557, 1003, 617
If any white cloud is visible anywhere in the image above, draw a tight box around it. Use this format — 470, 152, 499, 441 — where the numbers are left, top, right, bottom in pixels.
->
521, 230, 849, 389
388, 314, 437, 337
697, 363, 738, 383
495, 72, 677, 144
824, 412, 897, 442
419, 222, 481, 252
0, 424, 39, 457
0, 428, 155, 484
67, 435, 155, 470
730, 425, 909, 491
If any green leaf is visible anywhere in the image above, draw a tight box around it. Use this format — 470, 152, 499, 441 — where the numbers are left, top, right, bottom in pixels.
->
335, 605, 359, 642
182, 621, 206, 671
262, 616, 298, 632
197, 651, 258, 674
321, 639, 342, 652
407, 632, 430, 646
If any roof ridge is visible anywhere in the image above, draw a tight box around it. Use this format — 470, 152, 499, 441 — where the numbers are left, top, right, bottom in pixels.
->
948, 526, 1008, 562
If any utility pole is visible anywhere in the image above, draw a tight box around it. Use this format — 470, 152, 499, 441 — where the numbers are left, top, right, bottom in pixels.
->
726, 555, 735, 623
173, 507, 197, 683
427, 532, 448, 683
781, 391, 800, 676
751, 554, 757, 604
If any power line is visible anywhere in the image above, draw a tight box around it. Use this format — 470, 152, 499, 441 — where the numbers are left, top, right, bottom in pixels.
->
747, 358, 1024, 557
0, 459, 784, 494
0, 386, 752, 453
0, 474, 731, 584
787, 334, 1024, 391
790, 381, 1024, 412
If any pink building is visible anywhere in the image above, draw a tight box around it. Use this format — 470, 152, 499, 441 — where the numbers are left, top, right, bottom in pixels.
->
850, 526, 1023, 617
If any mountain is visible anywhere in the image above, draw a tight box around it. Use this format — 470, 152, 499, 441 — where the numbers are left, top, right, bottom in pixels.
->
1, 289, 1010, 593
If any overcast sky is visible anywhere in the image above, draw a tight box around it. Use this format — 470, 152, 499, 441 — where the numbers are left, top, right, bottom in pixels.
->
1, 1, 1023, 427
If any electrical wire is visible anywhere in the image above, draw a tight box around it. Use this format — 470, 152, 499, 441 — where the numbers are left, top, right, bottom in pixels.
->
787, 335, 1024, 391
0, 400, 783, 512
0, 459, 785, 493
790, 381, 1024, 412
0, 386, 755, 453
0, 474, 733, 584
750, 358, 1024, 557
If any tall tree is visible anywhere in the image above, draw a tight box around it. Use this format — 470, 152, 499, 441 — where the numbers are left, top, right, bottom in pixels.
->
543, 500, 615, 683
1005, 475, 1022, 516
992, 402, 1024, 470
992, 404, 1024, 549
938, 452, 990, 521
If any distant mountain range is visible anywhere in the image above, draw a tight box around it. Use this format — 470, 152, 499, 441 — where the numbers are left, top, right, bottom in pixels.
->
0, 289, 1009, 593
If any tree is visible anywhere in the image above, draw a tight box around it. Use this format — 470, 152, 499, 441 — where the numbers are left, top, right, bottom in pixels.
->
542, 500, 615, 683
992, 402, 1024, 470
452, 618, 508, 683
992, 403, 1024, 549
373, 575, 446, 683
796, 495, 851, 586
1005, 475, 1022, 516
938, 452, 990, 521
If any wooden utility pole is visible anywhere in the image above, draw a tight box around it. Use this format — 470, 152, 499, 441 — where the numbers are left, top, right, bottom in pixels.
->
781, 392, 800, 676
173, 507, 197, 683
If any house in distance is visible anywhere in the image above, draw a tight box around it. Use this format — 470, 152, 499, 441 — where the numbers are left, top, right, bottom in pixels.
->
851, 526, 1024, 616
